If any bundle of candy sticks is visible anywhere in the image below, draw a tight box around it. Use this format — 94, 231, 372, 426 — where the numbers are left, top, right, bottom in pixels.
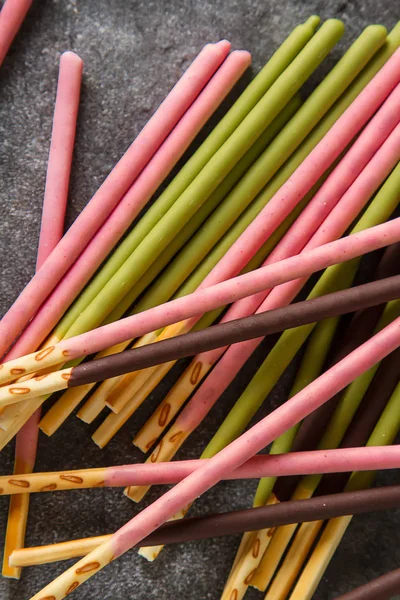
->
1, 5, 400, 599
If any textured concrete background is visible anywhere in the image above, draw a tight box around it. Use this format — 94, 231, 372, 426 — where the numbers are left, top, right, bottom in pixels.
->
0, 1, 399, 598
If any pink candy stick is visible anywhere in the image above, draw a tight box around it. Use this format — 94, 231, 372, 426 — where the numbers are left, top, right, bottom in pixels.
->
0, 0, 32, 66
35, 52, 83, 269
105, 446, 400, 487
5, 49, 249, 359
34, 314, 400, 596
13, 52, 84, 470
3, 445, 400, 492
0, 40, 230, 359
3, 216, 400, 384
142, 82, 400, 448
163, 107, 400, 441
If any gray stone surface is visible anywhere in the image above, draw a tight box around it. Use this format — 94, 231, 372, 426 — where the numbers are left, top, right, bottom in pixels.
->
0, 1, 399, 598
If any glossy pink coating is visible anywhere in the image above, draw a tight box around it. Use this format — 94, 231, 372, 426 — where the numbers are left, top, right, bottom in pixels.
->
35, 52, 83, 269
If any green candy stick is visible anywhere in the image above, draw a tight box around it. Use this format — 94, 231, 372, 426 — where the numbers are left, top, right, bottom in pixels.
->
59, 20, 344, 341
253, 315, 341, 508
53, 16, 321, 339
203, 161, 400, 458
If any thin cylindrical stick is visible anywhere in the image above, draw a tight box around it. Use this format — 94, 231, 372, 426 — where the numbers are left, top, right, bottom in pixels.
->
2, 52, 82, 580
72, 274, 400, 386
1, 446, 400, 495
8, 486, 400, 568
35, 51, 83, 268
7, 49, 250, 359
29, 313, 400, 599
0, 40, 231, 358
335, 568, 400, 600
0, 0, 32, 66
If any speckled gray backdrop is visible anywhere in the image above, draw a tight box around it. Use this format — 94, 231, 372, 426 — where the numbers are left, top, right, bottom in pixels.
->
0, 1, 399, 599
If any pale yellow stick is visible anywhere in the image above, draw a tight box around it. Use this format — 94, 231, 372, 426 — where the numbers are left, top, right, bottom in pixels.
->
2, 457, 30, 578
220, 494, 279, 600
0, 467, 107, 494
290, 516, 351, 600
0, 368, 72, 410
63, 385, 104, 424
0, 365, 63, 432
9, 535, 112, 567
124, 480, 150, 503
134, 357, 207, 451
105, 366, 158, 414
92, 361, 174, 448
264, 520, 324, 599
137, 507, 189, 562
0, 397, 45, 451
124, 420, 187, 502
228, 531, 255, 577
250, 486, 311, 591
0, 346, 67, 385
